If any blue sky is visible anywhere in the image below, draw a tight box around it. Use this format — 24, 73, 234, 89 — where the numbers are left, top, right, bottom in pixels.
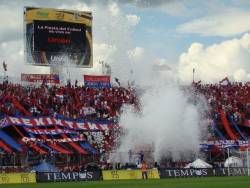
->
121, 0, 250, 63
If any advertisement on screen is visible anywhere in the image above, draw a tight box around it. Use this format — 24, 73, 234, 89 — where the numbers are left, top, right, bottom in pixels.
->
24, 7, 92, 67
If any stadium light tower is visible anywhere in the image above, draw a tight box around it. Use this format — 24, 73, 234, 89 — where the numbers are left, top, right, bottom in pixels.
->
192, 68, 195, 83
247, 148, 250, 176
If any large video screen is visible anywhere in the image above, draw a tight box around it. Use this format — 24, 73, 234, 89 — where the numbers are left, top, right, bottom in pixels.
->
24, 7, 92, 67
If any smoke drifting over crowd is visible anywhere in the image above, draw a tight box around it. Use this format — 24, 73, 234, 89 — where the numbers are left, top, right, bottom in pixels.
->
109, 61, 209, 162
0, 1, 248, 163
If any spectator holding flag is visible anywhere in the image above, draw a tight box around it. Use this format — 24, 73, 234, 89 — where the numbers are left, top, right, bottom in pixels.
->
2, 61, 7, 72
114, 77, 120, 86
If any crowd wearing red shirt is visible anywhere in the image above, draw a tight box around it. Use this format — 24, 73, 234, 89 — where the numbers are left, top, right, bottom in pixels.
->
0, 81, 138, 122
193, 82, 250, 124
0, 80, 249, 171
0, 81, 249, 131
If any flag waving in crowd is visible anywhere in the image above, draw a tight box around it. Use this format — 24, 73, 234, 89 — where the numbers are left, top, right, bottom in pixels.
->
219, 77, 230, 85
115, 77, 120, 86
3, 61, 7, 71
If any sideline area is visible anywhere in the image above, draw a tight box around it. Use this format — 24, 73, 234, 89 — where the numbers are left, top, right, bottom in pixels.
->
1, 177, 250, 188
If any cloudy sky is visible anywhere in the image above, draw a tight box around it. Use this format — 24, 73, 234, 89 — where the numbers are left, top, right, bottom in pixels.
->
0, 0, 250, 83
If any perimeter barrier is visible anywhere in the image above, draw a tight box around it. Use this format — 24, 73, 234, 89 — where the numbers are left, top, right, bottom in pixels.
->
36, 170, 101, 182
0, 168, 249, 184
0, 173, 36, 184
102, 169, 160, 180
159, 167, 249, 178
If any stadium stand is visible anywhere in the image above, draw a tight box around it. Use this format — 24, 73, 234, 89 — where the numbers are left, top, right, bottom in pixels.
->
0, 80, 249, 171
193, 82, 250, 141
0, 81, 138, 171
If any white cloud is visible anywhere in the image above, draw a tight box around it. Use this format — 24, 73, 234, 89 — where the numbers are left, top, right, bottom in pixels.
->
177, 10, 250, 37
159, 1, 187, 17
120, 0, 187, 17
126, 14, 140, 26
127, 47, 145, 62
93, 43, 117, 64
58, 2, 91, 12
233, 69, 248, 81
0, 39, 50, 82
153, 58, 172, 71
178, 33, 250, 83
108, 2, 120, 16
0, 8, 23, 43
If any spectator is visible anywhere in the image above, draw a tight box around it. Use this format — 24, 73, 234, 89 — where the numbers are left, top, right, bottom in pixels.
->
140, 160, 148, 180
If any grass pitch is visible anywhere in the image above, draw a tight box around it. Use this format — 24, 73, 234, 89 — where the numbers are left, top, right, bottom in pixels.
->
1, 176, 250, 188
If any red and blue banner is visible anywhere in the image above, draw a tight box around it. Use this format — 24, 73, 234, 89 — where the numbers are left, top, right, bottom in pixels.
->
24, 127, 77, 135
21, 74, 60, 84
22, 136, 85, 143
0, 116, 118, 131
200, 140, 250, 150
84, 75, 111, 88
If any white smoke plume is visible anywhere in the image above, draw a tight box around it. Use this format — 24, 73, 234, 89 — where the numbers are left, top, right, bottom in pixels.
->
1, 2, 249, 167
110, 60, 208, 163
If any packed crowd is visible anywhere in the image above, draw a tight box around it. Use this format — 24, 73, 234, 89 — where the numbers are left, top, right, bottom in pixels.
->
1, 80, 248, 123
0, 81, 137, 165
0, 80, 250, 170
0, 81, 138, 121
193, 82, 250, 124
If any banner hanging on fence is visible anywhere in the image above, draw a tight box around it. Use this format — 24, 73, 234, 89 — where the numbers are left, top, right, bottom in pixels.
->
21, 74, 60, 84
159, 168, 213, 178
0, 173, 36, 184
200, 140, 250, 149
102, 169, 160, 180
84, 75, 111, 88
0, 116, 117, 131
159, 168, 249, 178
24, 127, 77, 135
22, 136, 85, 143
36, 171, 101, 182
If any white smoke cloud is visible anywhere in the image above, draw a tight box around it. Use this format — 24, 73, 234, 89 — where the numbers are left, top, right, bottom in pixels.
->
108, 48, 207, 162
60, 1, 140, 82
93, 43, 117, 64
153, 58, 172, 70
127, 47, 145, 62
112, 79, 207, 162
0, 0, 211, 163
126, 14, 140, 26
178, 33, 250, 83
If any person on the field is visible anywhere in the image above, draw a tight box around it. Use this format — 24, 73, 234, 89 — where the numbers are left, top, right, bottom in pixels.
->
141, 160, 148, 180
